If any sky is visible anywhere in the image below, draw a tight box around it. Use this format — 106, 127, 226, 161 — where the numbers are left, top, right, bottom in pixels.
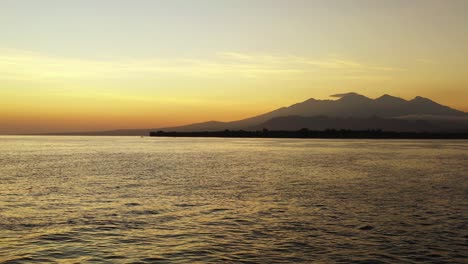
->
1, 0, 468, 134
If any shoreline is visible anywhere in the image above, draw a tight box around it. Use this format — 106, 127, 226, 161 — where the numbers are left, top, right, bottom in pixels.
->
149, 129, 468, 139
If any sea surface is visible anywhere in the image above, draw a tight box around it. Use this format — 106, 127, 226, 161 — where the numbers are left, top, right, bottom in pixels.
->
0, 136, 467, 263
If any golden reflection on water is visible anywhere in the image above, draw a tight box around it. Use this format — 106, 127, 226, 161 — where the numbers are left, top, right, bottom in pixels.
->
0, 136, 467, 263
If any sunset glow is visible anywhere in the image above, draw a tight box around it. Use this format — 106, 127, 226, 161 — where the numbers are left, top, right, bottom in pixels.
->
1, 0, 467, 134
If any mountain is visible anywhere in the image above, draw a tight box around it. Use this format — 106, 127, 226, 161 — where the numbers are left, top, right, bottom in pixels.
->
44, 93, 468, 135
258, 92, 465, 118
153, 92, 467, 132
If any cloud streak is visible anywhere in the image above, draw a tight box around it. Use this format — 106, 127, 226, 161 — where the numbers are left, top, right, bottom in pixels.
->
0, 49, 401, 82
218, 52, 402, 72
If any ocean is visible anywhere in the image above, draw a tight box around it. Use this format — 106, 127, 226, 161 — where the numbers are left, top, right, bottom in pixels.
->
0, 136, 467, 263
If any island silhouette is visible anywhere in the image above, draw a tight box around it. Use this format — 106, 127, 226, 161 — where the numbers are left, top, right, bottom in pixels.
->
45, 93, 468, 137
149, 129, 468, 139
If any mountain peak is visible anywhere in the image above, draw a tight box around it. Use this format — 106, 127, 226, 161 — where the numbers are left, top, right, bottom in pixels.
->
378, 94, 395, 99
304, 98, 317, 103
376, 94, 407, 102
411, 96, 435, 103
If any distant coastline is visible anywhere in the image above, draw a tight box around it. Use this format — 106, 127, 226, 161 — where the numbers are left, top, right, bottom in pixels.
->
149, 129, 468, 139
25, 93, 468, 136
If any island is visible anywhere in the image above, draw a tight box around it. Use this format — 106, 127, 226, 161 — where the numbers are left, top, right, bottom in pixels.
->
149, 129, 468, 139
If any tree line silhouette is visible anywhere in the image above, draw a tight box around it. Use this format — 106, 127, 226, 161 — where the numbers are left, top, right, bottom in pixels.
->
149, 129, 468, 139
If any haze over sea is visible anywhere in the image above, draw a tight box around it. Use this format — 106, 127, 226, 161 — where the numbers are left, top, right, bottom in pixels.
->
0, 136, 467, 263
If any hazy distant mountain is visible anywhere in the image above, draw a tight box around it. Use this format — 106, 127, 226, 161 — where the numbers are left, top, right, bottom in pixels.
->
153, 92, 467, 132
45, 93, 468, 135
260, 92, 466, 118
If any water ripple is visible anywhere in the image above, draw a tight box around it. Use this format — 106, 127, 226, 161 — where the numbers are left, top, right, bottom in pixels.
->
0, 136, 467, 263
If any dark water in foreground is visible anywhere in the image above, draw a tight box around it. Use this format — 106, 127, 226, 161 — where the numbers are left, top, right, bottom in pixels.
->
0, 136, 467, 263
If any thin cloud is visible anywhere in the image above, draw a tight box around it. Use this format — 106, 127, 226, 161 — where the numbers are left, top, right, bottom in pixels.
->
0, 49, 401, 81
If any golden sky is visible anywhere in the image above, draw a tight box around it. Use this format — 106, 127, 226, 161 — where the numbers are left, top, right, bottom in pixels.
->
1, 0, 467, 134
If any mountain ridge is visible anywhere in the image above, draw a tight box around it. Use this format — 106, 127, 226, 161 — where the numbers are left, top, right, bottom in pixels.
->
41, 93, 468, 135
